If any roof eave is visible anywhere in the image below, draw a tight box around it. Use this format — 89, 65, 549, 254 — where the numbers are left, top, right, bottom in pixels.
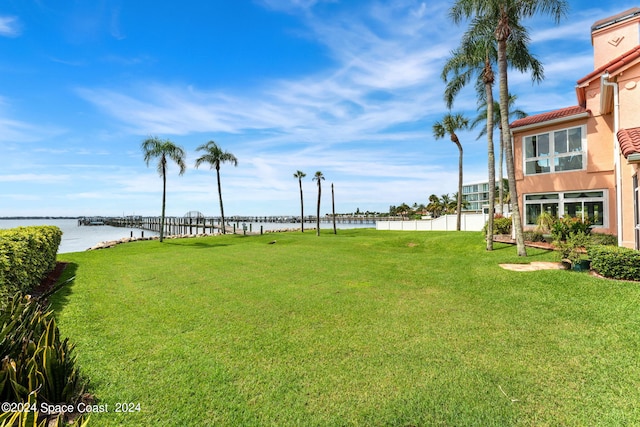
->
627, 153, 640, 163
511, 112, 590, 133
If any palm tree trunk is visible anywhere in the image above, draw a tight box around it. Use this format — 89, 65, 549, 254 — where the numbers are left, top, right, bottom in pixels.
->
455, 141, 463, 231
497, 36, 526, 256
316, 181, 321, 236
160, 161, 166, 242
499, 137, 504, 214
216, 167, 226, 234
299, 179, 304, 233
485, 81, 495, 250
332, 183, 337, 235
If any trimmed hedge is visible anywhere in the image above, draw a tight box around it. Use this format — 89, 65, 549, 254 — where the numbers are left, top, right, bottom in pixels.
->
0, 226, 62, 302
588, 245, 640, 281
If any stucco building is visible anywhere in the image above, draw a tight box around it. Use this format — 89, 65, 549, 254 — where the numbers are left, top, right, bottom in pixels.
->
510, 8, 640, 249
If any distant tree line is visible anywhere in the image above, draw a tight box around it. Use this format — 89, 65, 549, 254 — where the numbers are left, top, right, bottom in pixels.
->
389, 193, 469, 219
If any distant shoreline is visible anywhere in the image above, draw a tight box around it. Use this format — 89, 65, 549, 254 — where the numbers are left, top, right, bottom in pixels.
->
0, 216, 80, 220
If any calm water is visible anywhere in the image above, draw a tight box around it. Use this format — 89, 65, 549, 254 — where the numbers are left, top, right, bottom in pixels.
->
0, 218, 374, 254
0, 219, 159, 254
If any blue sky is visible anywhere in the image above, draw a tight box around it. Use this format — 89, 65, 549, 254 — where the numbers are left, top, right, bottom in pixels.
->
0, 0, 637, 217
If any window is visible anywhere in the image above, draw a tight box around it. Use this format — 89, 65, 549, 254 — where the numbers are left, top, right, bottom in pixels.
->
524, 125, 585, 175
524, 190, 606, 227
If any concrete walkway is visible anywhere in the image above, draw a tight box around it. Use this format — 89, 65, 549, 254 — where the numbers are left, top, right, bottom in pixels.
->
499, 261, 568, 272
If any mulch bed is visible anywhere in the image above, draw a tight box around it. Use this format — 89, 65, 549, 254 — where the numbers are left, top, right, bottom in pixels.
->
493, 234, 557, 250
30, 262, 69, 299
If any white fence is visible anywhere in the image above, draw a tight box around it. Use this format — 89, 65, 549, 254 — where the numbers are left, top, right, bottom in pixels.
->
376, 213, 489, 232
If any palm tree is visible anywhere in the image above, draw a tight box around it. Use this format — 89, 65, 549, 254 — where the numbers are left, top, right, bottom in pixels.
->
450, 0, 567, 256
194, 140, 238, 234
426, 194, 444, 218
471, 95, 527, 216
293, 170, 306, 232
440, 194, 457, 214
397, 202, 412, 219
141, 136, 187, 242
498, 178, 510, 205
442, 17, 541, 250
313, 171, 324, 236
433, 113, 469, 231
452, 192, 470, 211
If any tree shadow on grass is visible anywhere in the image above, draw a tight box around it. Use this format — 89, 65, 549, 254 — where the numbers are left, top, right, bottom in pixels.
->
489, 244, 514, 251
491, 242, 555, 257
162, 240, 231, 249
47, 262, 79, 314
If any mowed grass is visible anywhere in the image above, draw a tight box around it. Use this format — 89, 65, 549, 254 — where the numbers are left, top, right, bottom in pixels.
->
53, 230, 640, 426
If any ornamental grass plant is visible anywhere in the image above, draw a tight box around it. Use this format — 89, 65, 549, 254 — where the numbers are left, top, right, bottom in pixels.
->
53, 230, 640, 426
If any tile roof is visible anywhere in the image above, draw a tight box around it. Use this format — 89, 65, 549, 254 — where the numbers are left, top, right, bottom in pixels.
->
617, 127, 640, 157
577, 45, 640, 86
592, 7, 640, 31
510, 106, 589, 129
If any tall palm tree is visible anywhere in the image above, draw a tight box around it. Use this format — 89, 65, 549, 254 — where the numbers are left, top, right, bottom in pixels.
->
450, 0, 567, 256
141, 136, 187, 242
442, 17, 541, 250
433, 113, 469, 231
194, 140, 238, 234
471, 95, 527, 216
293, 170, 306, 232
313, 171, 324, 236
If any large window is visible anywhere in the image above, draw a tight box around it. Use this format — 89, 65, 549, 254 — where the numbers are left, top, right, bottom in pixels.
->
524, 190, 606, 227
524, 125, 585, 175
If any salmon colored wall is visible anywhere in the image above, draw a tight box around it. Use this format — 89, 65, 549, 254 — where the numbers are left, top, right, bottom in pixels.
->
620, 161, 637, 247
512, 116, 617, 235
592, 17, 640, 68
617, 72, 640, 130
509, 11, 640, 246
615, 64, 640, 247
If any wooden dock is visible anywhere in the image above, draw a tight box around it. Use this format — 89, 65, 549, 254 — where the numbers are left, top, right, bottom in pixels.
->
78, 215, 380, 236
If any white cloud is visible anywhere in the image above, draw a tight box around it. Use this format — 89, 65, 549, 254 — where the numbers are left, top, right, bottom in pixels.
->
0, 97, 67, 143
0, 16, 21, 37
412, 2, 428, 19
0, 173, 70, 183
60, 0, 612, 217
257, 0, 331, 13
77, 1, 450, 150
531, 19, 592, 44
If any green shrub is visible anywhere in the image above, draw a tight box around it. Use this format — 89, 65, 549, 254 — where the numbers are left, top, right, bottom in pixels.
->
555, 231, 591, 264
535, 212, 557, 234
523, 231, 545, 242
0, 293, 88, 425
492, 217, 512, 235
0, 226, 62, 303
550, 217, 592, 242
590, 233, 618, 246
588, 245, 640, 281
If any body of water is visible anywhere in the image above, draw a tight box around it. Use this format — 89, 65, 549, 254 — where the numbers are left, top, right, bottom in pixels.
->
0, 218, 375, 254
0, 219, 159, 254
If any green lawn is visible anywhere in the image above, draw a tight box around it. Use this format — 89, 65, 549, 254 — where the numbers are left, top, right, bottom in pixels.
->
53, 230, 640, 426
